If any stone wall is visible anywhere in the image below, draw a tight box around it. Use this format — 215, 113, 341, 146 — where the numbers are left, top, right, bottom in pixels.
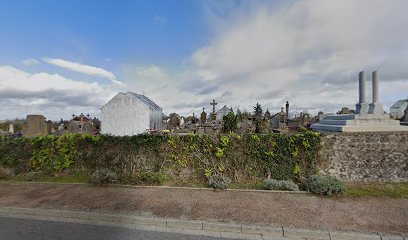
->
319, 132, 408, 182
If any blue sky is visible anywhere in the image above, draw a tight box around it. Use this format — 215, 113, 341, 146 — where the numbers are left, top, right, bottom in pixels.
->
0, 0, 407, 120
0, 0, 209, 74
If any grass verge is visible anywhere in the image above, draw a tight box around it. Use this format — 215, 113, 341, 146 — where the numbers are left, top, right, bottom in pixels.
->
345, 182, 408, 198
8, 171, 90, 184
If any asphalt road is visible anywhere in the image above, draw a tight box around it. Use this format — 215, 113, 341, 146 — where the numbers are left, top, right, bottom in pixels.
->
0, 217, 242, 240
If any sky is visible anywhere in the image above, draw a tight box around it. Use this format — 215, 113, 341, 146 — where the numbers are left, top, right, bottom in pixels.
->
1, 0, 408, 120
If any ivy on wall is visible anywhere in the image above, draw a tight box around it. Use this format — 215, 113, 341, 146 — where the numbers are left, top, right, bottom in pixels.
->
0, 131, 321, 183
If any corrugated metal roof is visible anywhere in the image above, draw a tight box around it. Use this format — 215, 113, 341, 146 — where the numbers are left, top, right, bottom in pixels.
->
390, 99, 408, 109
127, 92, 162, 110
216, 105, 230, 114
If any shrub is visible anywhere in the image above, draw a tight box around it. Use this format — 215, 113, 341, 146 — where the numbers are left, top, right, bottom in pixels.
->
0, 166, 14, 180
139, 172, 166, 185
263, 179, 299, 191
24, 171, 41, 181
304, 175, 345, 195
208, 175, 231, 189
90, 169, 117, 185
278, 180, 300, 191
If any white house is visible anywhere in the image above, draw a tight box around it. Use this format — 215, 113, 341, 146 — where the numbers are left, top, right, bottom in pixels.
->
216, 105, 232, 121
101, 92, 162, 136
390, 99, 408, 120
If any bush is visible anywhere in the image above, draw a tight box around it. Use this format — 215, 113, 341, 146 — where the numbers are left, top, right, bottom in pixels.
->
0, 166, 14, 180
263, 179, 299, 191
208, 175, 231, 189
304, 175, 345, 195
24, 171, 41, 181
90, 169, 117, 185
139, 172, 166, 185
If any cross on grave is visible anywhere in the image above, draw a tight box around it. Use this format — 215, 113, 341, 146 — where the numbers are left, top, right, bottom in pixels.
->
210, 99, 218, 113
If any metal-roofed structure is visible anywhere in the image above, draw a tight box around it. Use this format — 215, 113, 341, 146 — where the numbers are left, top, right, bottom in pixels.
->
100, 92, 162, 136
390, 99, 408, 120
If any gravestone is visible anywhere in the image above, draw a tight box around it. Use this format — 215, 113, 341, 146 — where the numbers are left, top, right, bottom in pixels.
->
8, 123, 14, 134
23, 115, 49, 137
200, 107, 207, 126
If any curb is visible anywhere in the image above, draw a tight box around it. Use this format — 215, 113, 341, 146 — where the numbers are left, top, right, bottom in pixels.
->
0, 206, 406, 240
0, 180, 310, 194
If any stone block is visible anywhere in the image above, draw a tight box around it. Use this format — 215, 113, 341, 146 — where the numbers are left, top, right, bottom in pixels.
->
380, 234, 405, 240
283, 227, 330, 239
61, 211, 90, 219
330, 231, 381, 240
119, 216, 134, 224
241, 225, 283, 237
89, 213, 121, 222
10, 207, 37, 215
133, 217, 167, 227
166, 219, 203, 229
0, 207, 10, 216
203, 222, 241, 233
36, 209, 62, 217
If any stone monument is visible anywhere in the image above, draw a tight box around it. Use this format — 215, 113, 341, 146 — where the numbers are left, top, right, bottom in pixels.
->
210, 99, 218, 121
200, 107, 207, 126
23, 115, 49, 137
8, 123, 14, 134
312, 71, 408, 132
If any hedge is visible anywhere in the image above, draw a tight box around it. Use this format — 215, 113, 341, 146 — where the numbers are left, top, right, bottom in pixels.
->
0, 131, 321, 183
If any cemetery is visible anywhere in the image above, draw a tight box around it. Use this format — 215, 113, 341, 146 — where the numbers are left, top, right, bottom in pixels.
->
1, 71, 408, 195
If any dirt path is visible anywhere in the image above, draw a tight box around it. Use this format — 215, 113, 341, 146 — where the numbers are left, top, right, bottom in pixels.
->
0, 182, 407, 234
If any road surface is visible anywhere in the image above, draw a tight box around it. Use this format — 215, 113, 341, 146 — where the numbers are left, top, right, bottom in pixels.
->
0, 217, 243, 240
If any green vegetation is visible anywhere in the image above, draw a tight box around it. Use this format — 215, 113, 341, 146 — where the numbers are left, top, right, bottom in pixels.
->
91, 168, 117, 185
253, 103, 263, 133
208, 175, 232, 189
304, 175, 345, 195
229, 179, 264, 190
9, 170, 90, 183
263, 179, 299, 191
345, 182, 408, 198
1, 132, 321, 189
222, 111, 238, 133
139, 172, 166, 185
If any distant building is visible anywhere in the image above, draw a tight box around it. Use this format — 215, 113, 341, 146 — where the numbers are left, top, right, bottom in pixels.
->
216, 105, 232, 121
390, 99, 408, 120
67, 113, 100, 134
101, 92, 162, 136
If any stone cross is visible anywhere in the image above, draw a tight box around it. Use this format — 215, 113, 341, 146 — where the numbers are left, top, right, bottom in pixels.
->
210, 99, 218, 113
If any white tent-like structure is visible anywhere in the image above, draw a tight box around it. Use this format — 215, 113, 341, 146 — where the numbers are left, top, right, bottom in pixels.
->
101, 92, 162, 136
390, 99, 408, 120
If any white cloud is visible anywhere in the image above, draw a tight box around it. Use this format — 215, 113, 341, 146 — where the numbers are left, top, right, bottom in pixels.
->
0, 65, 116, 120
188, 0, 408, 114
134, 65, 166, 79
42, 57, 124, 86
22, 58, 39, 66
